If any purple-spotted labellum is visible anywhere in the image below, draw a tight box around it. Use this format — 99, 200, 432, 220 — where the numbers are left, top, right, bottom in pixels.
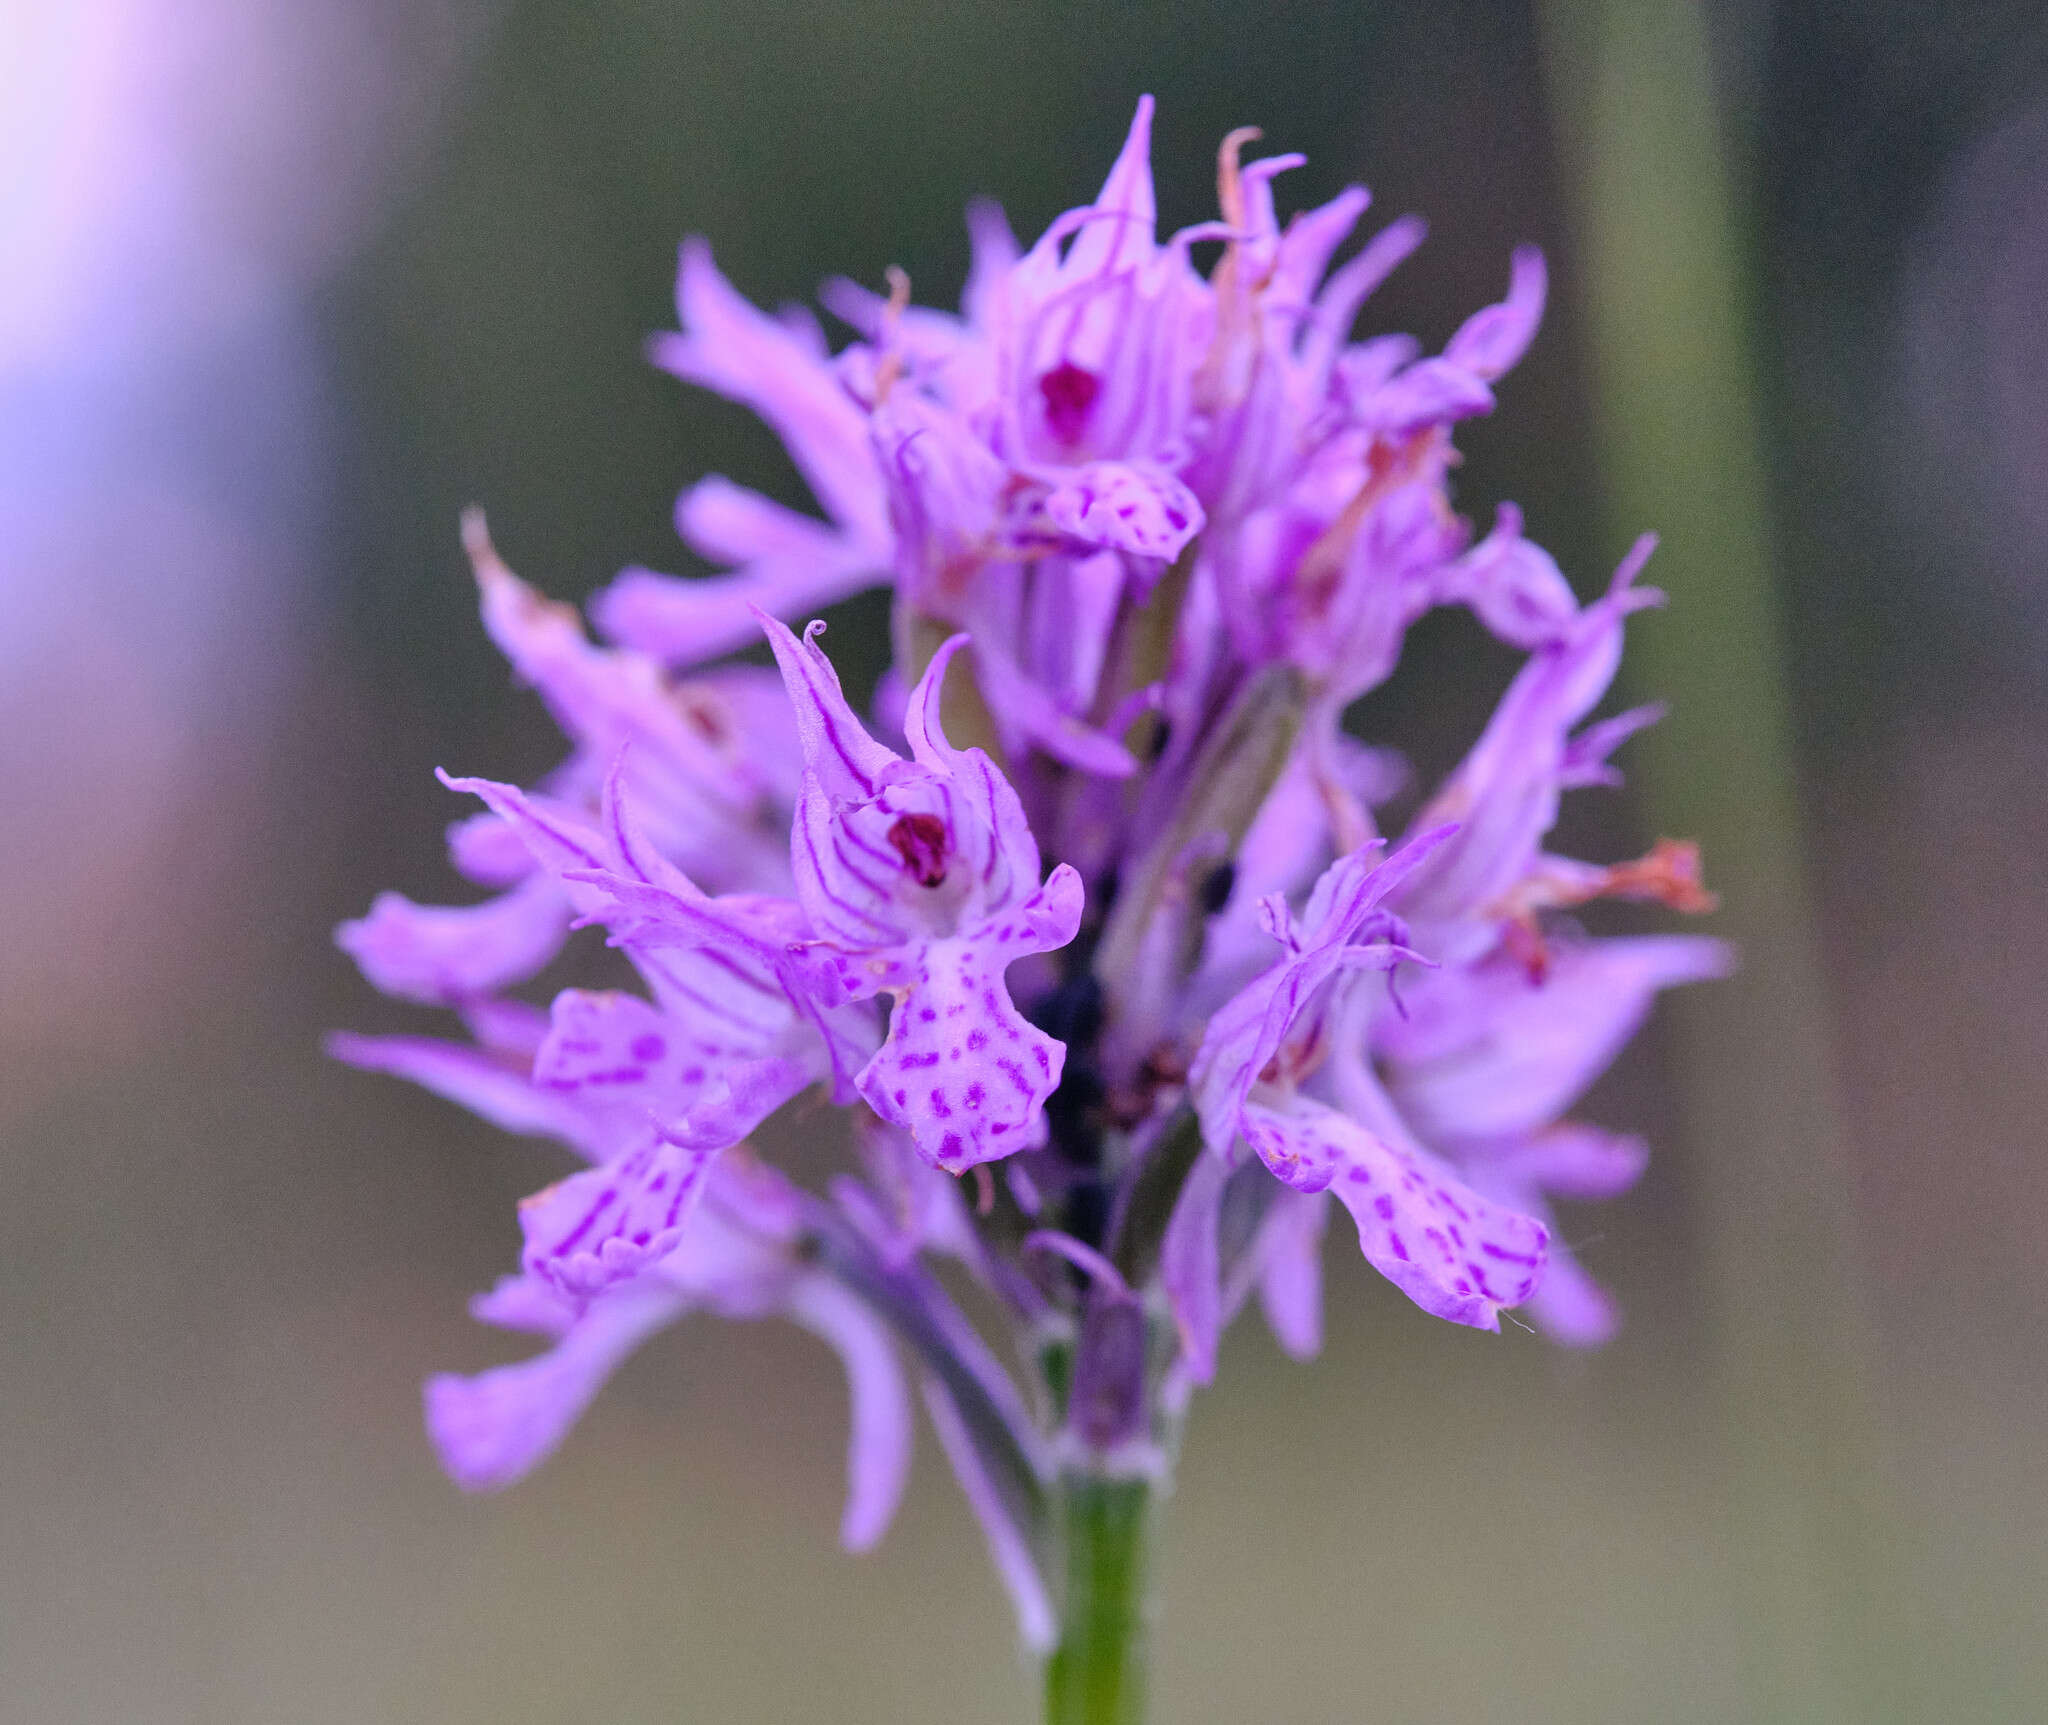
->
336, 94, 1724, 1713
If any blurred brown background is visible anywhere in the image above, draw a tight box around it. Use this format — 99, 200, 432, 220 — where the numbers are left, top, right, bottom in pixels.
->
5, 1, 2047, 1719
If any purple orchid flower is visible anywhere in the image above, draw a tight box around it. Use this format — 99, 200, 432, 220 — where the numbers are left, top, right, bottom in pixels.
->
336, 96, 1728, 1713
762, 614, 1084, 1170
1181, 831, 1550, 1365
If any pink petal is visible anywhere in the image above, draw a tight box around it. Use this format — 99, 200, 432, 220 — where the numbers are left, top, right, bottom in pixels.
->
1269, 185, 1372, 307
760, 612, 902, 806
334, 874, 569, 1005
518, 1135, 721, 1297
922, 1377, 1055, 1653
655, 237, 886, 543
965, 634, 1139, 778
591, 472, 888, 668
425, 1286, 683, 1490
1255, 1187, 1328, 1360
1394, 556, 1664, 925
1042, 461, 1204, 560
1244, 1094, 1549, 1330
534, 985, 813, 1152
856, 930, 1070, 1171
446, 808, 539, 887
783, 1275, 913, 1552
1497, 1123, 1651, 1202
1443, 245, 1547, 380
1161, 1150, 1229, 1383
326, 1031, 617, 1162
1063, 96, 1158, 278
1304, 215, 1427, 384
1352, 357, 1496, 433
1438, 503, 1579, 649
1383, 936, 1731, 1139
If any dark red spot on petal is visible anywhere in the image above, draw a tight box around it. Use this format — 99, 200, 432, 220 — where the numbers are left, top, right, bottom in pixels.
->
1039, 361, 1100, 445
887, 812, 951, 887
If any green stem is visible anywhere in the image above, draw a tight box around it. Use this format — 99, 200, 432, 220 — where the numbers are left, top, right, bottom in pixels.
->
1044, 1474, 1152, 1725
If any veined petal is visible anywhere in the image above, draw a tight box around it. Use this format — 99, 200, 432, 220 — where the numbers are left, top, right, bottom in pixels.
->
900, 633, 1047, 885
438, 774, 616, 912
760, 614, 901, 806
1062, 95, 1158, 278
1191, 829, 1448, 1156
518, 1134, 720, 1297
767, 611, 1083, 980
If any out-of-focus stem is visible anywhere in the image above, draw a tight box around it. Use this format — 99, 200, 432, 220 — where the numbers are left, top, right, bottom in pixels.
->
1537, 4, 1909, 1719
1044, 1473, 1151, 1725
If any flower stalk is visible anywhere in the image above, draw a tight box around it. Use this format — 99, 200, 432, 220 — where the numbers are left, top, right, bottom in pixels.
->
1046, 1473, 1153, 1725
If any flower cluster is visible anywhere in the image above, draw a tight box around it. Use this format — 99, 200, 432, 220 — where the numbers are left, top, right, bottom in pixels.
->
336, 98, 1722, 1641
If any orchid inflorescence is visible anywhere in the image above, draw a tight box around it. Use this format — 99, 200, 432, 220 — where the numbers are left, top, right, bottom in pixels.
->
335, 96, 1723, 1703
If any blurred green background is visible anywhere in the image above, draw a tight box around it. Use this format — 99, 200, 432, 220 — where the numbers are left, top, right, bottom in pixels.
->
6, 1, 2048, 1719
